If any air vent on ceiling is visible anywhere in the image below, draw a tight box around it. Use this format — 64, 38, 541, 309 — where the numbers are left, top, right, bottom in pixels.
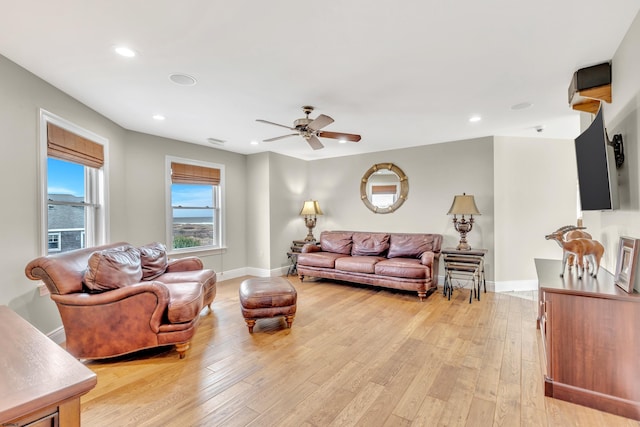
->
207, 137, 225, 146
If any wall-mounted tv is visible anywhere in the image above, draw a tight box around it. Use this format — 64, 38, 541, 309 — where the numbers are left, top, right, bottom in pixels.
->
574, 107, 619, 211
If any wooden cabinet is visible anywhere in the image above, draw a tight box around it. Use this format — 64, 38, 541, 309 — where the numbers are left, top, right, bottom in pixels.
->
0, 306, 97, 427
535, 259, 640, 421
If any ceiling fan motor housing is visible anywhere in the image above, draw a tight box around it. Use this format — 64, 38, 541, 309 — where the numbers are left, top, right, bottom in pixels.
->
294, 118, 312, 129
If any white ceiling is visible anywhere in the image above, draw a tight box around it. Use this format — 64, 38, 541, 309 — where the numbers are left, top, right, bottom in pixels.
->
1, 1, 639, 161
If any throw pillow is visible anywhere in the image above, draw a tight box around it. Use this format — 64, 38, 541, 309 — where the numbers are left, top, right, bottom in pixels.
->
139, 242, 168, 280
83, 245, 143, 292
351, 232, 390, 256
388, 234, 435, 259
320, 231, 354, 255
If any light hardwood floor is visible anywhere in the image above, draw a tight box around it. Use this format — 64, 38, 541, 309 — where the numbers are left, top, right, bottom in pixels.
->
80, 276, 640, 426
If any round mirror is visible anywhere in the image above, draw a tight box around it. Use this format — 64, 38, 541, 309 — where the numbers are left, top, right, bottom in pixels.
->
360, 163, 409, 214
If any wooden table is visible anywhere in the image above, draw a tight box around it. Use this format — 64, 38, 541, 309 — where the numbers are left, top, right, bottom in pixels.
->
0, 306, 97, 426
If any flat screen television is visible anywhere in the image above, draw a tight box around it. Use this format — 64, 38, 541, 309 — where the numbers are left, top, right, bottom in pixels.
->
574, 107, 619, 211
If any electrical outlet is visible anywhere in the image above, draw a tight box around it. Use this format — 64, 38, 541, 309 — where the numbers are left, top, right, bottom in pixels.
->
38, 282, 50, 296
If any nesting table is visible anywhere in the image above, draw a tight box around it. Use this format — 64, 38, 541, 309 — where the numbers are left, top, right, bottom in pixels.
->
442, 248, 487, 303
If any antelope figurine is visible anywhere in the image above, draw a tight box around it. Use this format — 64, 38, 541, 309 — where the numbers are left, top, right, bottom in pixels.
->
545, 225, 604, 279
565, 227, 592, 271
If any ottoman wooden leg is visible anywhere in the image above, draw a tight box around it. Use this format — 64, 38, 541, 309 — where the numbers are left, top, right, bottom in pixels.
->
244, 318, 256, 333
285, 314, 295, 328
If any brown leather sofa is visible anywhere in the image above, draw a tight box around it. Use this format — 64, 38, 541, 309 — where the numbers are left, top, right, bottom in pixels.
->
25, 242, 216, 360
297, 231, 442, 300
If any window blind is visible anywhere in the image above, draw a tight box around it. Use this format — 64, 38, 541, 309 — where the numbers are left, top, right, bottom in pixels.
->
171, 162, 221, 185
372, 185, 397, 194
47, 122, 104, 168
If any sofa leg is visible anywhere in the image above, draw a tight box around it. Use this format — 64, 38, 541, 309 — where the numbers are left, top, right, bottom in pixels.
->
298, 274, 304, 282
175, 341, 190, 359
417, 291, 426, 301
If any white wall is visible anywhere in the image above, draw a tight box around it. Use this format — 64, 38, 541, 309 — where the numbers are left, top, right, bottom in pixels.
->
246, 153, 271, 270
582, 11, 640, 284
493, 137, 578, 290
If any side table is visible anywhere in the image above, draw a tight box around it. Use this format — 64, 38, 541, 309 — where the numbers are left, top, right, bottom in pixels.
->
442, 248, 487, 303
287, 240, 315, 276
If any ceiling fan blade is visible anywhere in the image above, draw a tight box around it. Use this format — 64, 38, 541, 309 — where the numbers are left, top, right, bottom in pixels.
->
263, 134, 298, 142
317, 130, 362, 142
307, 114, 334, 131
306, 135, 324, 150
256, 119, 296, 131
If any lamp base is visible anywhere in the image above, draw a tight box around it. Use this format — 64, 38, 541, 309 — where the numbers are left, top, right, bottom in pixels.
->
456, 241, 472, 251
304, 217, 317, 242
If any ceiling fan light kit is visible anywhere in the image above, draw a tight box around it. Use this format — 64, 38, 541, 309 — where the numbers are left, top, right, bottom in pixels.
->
256, 106, 361, 150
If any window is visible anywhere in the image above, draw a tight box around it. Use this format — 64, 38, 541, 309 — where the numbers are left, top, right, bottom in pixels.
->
371, 184, 397, 208
48, 232, 61, 252
40, 110, 108, 255
167, 158, 224, 253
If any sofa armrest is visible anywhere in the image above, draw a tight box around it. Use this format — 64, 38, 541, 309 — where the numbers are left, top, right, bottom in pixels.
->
301, 244, 322, 253
50, 282, 170, 333
420, 251, 436, 267
166, 257, 203, 272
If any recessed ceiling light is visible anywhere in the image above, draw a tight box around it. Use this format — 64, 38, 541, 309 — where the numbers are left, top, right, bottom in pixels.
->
339, 139, 347, 144
169, 73, 197, 86
469, 115, 482, 123
152, 114, 165, 121
114, 46, 137, 58
511, 102, 533, 110
250, 140, 259, 145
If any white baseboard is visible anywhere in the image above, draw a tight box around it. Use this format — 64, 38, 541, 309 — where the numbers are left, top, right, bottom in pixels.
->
47, 325, 66, 345
493, 279, 538, 292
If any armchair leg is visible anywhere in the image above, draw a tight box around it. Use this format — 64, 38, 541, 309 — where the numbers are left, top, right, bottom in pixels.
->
175, 342, 190, 359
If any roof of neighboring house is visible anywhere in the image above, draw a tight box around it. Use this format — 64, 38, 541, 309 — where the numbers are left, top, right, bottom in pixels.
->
48, 194, 85, 230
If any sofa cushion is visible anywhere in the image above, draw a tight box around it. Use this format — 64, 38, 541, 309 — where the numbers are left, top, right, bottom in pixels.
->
83, 245, 143, 292
139, 242, 168, 280
297, 252, 349, 269
165, 282, 204, 323
388, 234, 437, 259
335, 256, 385, 274
351, 232, 390, 256
374, 258, 430, 279
320, 231, 354, 254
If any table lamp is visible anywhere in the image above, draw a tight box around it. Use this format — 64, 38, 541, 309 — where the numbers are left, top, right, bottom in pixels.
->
447, 193, 480, 250
300, 200, 323, 241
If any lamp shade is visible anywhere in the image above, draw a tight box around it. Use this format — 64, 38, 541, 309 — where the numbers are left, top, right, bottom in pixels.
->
447, 194, 481, 216
300, 200, 323, 216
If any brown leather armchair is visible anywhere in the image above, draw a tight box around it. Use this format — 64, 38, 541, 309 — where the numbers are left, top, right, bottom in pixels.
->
25, 242, 216, 360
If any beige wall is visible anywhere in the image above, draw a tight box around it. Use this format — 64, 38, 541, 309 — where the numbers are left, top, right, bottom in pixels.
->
307, 138, 496, 280
122, 131, 248, 274
493, 137, 578, 288
582, 11, 640, 284
0, 55, 129, 331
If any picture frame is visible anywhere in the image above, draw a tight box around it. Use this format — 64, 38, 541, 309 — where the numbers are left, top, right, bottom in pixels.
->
614, 236, 640, 293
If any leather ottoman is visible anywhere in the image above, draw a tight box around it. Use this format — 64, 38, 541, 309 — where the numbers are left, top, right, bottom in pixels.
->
239, 277, 297, 333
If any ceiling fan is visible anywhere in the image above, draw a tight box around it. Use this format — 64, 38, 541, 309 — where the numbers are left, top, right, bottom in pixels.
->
256, 106, 361, 150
